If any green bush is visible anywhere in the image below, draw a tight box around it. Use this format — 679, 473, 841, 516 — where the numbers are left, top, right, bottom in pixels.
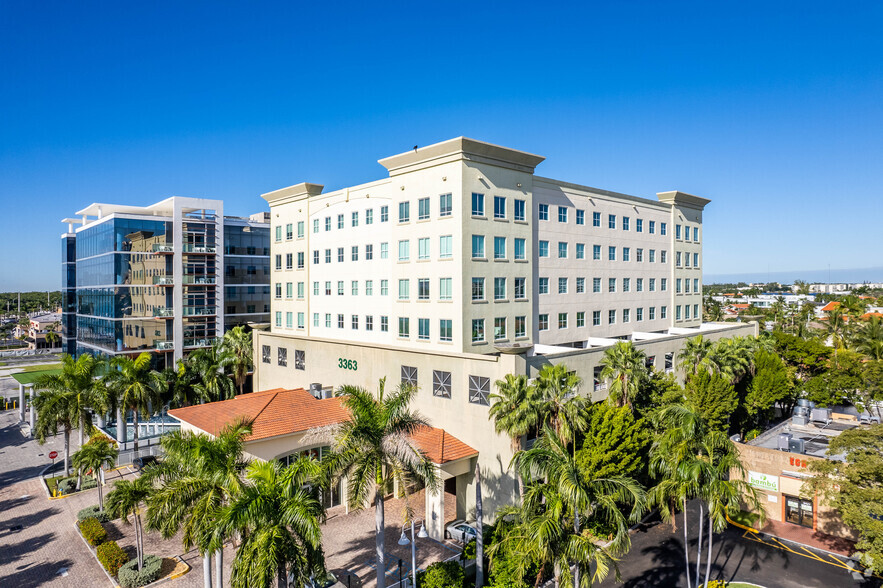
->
463, 538, 476, 560
77, 505, 110, 523
416, 560, 465, 588
77, 516, 108, 546
58, 477, 77, 494
118, 554, 163, 588
82, 476, 98, 490
96, 541, 129, 576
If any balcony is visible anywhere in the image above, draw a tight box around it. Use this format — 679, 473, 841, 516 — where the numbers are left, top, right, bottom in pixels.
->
183, 244, 217, 254
152, 244, 173, 253
153, 276, 173, 286
153, 307, 174, 318
594, 382, 608, 392
184, 337, 219, 349
154, 340, 174, 351
183, 276, 216, 285
182, 306, 216, 317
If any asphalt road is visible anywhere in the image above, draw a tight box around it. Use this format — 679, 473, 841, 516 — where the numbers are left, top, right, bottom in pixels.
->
597, 501, 881, 588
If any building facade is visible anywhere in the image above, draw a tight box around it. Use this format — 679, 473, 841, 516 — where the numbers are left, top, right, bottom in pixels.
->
61, 197, 270, 365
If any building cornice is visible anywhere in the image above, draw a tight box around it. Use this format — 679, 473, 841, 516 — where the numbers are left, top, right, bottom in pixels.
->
261, 182, 324, 206
656, 190, 711, 210
378, 137, 545, 176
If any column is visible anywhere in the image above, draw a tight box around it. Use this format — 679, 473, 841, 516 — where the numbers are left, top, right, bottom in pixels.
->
28, 385, 35, 432
116, 406, 126, 445
425, 467, 445, 541
19, 383, 25, 422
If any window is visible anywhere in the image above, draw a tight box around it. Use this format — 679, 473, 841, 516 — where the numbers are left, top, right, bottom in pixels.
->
539, 277, 549, 294
558, 312, 568, 329
336, 248, 344, 263
418, 238, 430, 260
649, 220, 656, 234
398, 240, 410, 261
313, 218, 319, 233
351, 211, 359, 227
398, 279, 410, 300
593, 310, 601, 326
352, 246, 359, 262
558, 206, 568, 223
694, 253, 699, 267
694, 278, 699, 292
636, 248, 643, 262
576, 311, 585, 327
622, 216, 630, 231
608, 278, 616, 293
660, 222, 667, 235
313, 313, 319, 327
439, 278, 452, 300
439, 235, 452, 259
661, 306, 668, 319
608, 246, 616, 261
514, 277, 526, 300
558, 242, 568, 258
649, 307, 656, 320
694, 303, 699, 318
380, 242, 388, 259
439, 319, 452, 342
649, 249, 656, 263
514, 199, 526, 221
381, 316, 388, 332
608, 309, 616, 324
676, 252, 682, 267
661, 250, 667, 264
472, 235, 485, 259
538, 314, 549, 330
366, 209, 374, 224
676, 279, 682, 294
494, 277, 506, 300
313, 281, 319, 296
324, 249, 331, 264
515, 316, 526, 338
325, 217, 331, 231
297, 252, 304, 269
576, 277, 585, 293
278, 347, 287, 366
593, 211, 601, 227
313, 250, 319, 265
418, 278, 429, 300
694, 227, 699, 241
538, 203, 549, 220
295, 312, 303, 329
440, 193, 452, 217
623, 308, 630, 323
398, 201, 410, 223
381, 280, 389, 296
636, 218, 643, 232
593, 277, 601, 293
494, 317, 506, 340
576, 243, 585, 259
468, 376, 490, 405
418, 197, 430, 220
558, 277, 568, 294
285, 282, 293, 299
285, 223, 293, 240
593, 245, 601, 260
337, 214, 344, 229
472, 277, 485, 300
494, 237, 506, 260
433, 370, 452, 398
418, 318, 429, 340
684, 305, 690, 319
401, 365, 418, 388
282, 253, 290, 270
539, 240, 549, 258
676, 224, 682, 239
366, 280, 373, 295
576, 209, 585, 225
494, 196, 506, 219
338, 281, 344, 296
399, 317, 410, 337
514, 238, 526, 260
623, 278, 630, 292
295, 221, 304, 238
608, 214, 616, 229
471, 318, 485, 342
685, 279, 690, 293
352, 280, 359, 296
297, 282, 304, 299
472, 193, 485, 216
677, 305, 682, 320
380, 206, 389, 222
275, 283, 282, 299
275, 226, 282, 242
623, 247, 630, 262
324, 281, 331, 295
636, 278, 643, 292
262, 345, 270, 364
366, 244, 373, 260
661, 278, 668, 291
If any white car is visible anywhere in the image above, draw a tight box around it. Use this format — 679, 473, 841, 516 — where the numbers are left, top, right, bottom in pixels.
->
445, 520, 478, 543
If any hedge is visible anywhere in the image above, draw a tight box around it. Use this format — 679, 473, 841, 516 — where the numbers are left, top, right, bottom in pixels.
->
77, 505, 110, 523
416, 560, 465, 588
118, 554, 163, 588
97, 541, 129, 576
77, 516, 108, 546
58, 478, 77, 495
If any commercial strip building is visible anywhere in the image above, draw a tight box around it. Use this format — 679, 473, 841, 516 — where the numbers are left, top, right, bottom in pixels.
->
60, 197, 271, 365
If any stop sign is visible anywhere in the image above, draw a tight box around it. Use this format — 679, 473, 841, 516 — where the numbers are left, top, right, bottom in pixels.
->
48, 451, 58, 459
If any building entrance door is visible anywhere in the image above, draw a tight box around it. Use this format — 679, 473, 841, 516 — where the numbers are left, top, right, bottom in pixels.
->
784, 495, 814, 528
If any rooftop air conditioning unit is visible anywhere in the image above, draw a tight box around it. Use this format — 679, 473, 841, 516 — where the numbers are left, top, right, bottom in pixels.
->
789, 438, 806, 454
322, 387, 333, 400
797, 398, 811, 409
309, 383, 322, 399
810, 407, 832, 425
792, 415, 808, 426
778, 433, 793, 451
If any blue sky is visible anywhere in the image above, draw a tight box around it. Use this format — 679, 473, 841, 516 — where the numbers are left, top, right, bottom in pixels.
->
1, 1, 881, 290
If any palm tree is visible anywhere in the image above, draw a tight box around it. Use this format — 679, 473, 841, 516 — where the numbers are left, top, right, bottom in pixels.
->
222, 326, 253, 396
105, 353, 166, 455
32, 385, 76, 477
145, 422, 251, 588
71, 436, 118, 509
489, 374, 541, 498
678, 335, 713, 379
534, 364, 589, 442
106, 474, 153, 570
854, 316, 883, 361
189, 343, 236, 402
216, 458, 326, 588
706, 337, 753, 385
599, 342, 648, 410
826, 309, 847, 366
314, 378, 439, 588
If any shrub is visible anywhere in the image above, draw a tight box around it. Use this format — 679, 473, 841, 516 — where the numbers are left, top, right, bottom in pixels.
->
82, 476, 98, 490
97, 541, 129, 576
77, 516, 108, 546
118, 554, 163, 588
416, 560, 465, 588
77, 505, 110, 523
58, 477, 77, 495
463, 538, 476, 560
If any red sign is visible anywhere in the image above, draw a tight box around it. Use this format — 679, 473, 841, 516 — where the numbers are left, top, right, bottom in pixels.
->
48, 451, 58, 460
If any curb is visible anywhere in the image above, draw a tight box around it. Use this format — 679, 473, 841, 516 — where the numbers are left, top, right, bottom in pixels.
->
725, 513, 759, 534
726, 513, 858, 562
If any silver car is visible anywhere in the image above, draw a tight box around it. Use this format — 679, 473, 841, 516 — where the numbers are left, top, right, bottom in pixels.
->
445, 520, 478, 543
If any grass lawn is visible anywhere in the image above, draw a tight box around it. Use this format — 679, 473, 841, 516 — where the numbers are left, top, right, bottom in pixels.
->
11, 366, 62, 385
729, 509, 762, 530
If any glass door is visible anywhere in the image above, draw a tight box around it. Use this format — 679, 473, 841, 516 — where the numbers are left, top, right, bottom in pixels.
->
784, 495, 814, 528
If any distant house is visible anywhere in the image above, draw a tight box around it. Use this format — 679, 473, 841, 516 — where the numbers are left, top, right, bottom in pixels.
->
12, 312, 61, 350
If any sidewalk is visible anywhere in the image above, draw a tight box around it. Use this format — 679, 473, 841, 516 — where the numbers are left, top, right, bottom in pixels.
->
757, 519, 856, 558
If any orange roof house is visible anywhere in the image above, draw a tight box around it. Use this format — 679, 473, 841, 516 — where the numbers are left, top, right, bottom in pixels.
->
820, 301, 841, 312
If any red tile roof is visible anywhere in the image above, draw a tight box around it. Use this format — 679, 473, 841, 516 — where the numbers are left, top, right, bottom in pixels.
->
169, 389, 477, 464
821, 301, 840, 312
731, 304, 750, 309
861, 312, 883, 320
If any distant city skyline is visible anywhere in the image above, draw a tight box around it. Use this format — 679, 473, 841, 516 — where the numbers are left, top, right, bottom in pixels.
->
1, 2, 881, 291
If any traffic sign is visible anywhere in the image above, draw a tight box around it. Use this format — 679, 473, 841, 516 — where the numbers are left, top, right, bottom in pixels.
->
48, 451, 58, 459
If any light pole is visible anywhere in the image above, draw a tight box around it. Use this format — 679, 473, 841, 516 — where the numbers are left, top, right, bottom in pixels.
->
398, 518, 427, 587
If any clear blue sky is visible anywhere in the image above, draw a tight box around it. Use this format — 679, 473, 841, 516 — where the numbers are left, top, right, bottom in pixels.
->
1, 1, 881, 290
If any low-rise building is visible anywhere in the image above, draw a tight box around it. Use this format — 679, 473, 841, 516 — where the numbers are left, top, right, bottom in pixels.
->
12, 312, 61, 349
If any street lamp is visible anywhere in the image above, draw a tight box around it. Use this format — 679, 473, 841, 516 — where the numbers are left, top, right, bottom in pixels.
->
398, 518, 428, 587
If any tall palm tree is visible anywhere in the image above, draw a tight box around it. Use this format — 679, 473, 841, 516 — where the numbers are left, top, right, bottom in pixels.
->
146, 422, 251, 588
826, 309, 847, 366
189, 343, 236, 402
32, 385, 76, 477
706, 337, 753, 384
534, 364, 589, 442
106, 474, 153, 570
105, 353, 166, 454
854, 316, 883, 361
222, 326, 253, 396
314, 378, 439, 588
599, 342, 648, 410
489, 374, 541, 498
71, 436, 118, 509
216, 457, 326, 588
678, 335, 713, 378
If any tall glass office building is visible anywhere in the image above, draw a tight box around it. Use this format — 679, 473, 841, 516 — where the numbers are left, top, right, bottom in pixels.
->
61, 197, 270, 367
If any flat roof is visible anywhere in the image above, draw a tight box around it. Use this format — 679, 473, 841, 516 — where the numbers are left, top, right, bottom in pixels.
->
749, 418, 859, 460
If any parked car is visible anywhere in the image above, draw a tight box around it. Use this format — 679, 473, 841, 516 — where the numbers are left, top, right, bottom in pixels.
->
445, 520, 478, 543
132, 455, 158, 471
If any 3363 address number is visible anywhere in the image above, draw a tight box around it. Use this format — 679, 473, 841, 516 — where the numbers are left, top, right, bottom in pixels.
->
338, 358, 358, 371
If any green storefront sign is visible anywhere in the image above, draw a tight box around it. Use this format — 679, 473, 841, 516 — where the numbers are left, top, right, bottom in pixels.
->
748, 471, 779, 493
